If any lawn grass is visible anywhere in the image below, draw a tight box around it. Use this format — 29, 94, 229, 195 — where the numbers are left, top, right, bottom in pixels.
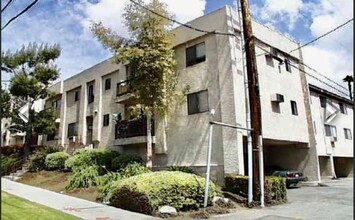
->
1, 191, 82, 220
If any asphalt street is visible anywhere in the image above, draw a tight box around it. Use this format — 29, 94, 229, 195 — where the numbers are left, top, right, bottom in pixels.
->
211, 177, 353, 220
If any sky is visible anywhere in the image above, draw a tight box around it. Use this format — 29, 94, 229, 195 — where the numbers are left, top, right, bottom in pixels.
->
1, 0, 353, 98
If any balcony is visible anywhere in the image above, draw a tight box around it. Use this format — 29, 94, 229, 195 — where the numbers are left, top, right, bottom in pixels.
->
115, 80, 135, 103
115, 117, 154, 139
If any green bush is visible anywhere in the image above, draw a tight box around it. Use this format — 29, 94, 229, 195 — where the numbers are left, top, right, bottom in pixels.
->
64, 149, 119, 171
112, 154, 143, 171
225, 174, 248, 197
45, 152, 70, 170
120, 162, 151, 178
107, 171, 221, 214
98, 172, 123, 201
168, 166, 195, 174
1, 155, 17, 175
224, 174, 287, 204
265, 176, 287, 203
65, 165, 100, 190
28, 146, 61, 172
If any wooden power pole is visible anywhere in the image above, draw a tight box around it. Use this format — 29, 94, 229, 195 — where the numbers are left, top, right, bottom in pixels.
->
240, 0, 263, 200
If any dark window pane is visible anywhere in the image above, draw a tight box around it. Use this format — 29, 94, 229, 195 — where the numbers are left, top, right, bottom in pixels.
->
320, 96, 326, 108
325, 125, 332, 136
285, 59, 292, 72
103, 114, 109, 126
105, 78, 111, 90
291, 101, 298, 115
186, 42, 205, 67
187, 93, 198, 115
198, 90, 209, 112
74, 91, 80, 101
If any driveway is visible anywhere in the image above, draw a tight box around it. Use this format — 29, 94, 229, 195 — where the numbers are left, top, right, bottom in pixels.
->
211, 177, 353, 220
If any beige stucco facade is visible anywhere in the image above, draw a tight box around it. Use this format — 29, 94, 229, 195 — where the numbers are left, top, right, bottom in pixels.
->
41, 6, 343, 183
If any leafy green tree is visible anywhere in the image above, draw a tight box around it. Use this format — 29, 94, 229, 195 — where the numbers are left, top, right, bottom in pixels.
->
1, 42, 61, 156
91, 0, 179, 167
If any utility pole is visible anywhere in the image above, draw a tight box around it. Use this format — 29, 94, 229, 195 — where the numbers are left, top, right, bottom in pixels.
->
240, 0, 263, 201
343, 75, 353, 100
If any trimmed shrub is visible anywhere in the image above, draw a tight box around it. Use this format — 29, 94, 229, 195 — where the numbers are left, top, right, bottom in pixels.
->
224, 174, 287, 204
28, 146, 61, 172
265, 176, 287, 203
168, 166, 195, 174
65, 165, 100, 190
64, 149, 119, 171
98, 172, 123, 201
120, 162, 151, 178
112, 154, 144, 171
45, 152, 70, 170
107, 171, 221, 214
225, 174, 248, 197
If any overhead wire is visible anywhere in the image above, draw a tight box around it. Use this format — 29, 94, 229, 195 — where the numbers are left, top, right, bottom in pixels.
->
289, 18, 353, 53
1, 0, 38, 31
1, 0, 15, 12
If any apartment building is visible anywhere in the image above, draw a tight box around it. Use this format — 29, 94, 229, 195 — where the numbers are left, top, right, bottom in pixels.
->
43, 6, 325, 183
309, 84, 353, 178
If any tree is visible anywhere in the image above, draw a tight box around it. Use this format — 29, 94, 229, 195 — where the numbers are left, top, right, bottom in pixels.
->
91, 0, 178, 168
1, 42, 61, 156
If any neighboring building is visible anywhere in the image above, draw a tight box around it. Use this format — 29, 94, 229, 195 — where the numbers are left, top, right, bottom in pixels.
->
42, 6, 330, 183
309, 84, 353, 178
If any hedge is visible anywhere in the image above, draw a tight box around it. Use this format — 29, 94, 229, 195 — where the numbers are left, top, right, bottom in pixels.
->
45, 152, 70, 170
28, 146, 61, 172
225, 174, 287, 204
65, 165, 101, 190
107, 171, 221, 214
111, 154, 143, 171
64, 149, 119, 171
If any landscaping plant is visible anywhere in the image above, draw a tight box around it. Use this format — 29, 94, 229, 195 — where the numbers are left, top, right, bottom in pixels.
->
45, 152, 70, 170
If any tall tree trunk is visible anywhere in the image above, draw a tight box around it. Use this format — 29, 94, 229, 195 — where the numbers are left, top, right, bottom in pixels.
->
146, 114, 152, 168
24, 100, 32, 157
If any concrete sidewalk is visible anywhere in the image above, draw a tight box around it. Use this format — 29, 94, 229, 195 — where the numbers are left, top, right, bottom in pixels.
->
2, 178, 160, 220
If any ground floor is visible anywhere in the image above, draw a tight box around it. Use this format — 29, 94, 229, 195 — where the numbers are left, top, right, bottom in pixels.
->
319, 155, 353, 178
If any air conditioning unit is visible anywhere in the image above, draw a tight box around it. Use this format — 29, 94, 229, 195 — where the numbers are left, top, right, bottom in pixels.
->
330, 137, 337, 142
69, 136, 76, 142
271, 93, 284, 103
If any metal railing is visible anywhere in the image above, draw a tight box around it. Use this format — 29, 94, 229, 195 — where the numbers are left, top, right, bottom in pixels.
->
1, 154, 29, 177
115, 117, 154, 139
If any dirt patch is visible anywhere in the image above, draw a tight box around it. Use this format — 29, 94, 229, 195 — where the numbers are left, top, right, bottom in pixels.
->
17, 170, 99, 202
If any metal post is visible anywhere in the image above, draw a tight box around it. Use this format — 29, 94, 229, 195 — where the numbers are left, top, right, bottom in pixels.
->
204, 123, 214, 208
258, 135, 264, 207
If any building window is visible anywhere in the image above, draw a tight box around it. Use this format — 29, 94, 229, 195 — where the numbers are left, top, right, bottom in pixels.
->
88, 84, 94, 104
105, 78, 111, 90
52, 99, 61, 109
74, 91, 80, 101
68, 123, 78, 137
187, 90, 209, 115
319, 96, 326, 108
186, 42, 206, 67
103, 114, 109, 127
339, 102, 347, 114
325, 124, 337, 137
285, 59, 291, 72
290, 100, 298, 115
344, 128, 352, 140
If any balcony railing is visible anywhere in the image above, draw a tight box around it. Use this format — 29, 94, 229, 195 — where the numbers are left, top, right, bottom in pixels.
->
116, 80, 132, 97
115, 117, 154, 139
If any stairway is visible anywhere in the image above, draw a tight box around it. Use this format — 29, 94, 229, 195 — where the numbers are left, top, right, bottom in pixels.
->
2, 159, 29, 181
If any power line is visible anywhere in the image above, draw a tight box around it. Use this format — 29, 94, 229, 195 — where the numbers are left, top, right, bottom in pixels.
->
1, 0, 15, 12
128, 0, 235, 37
255, 44, 350, 97
1, 0, 38, 31
289, 18, 353, 53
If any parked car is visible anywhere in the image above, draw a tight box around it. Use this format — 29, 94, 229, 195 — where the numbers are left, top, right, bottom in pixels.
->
267, 166, 307, 188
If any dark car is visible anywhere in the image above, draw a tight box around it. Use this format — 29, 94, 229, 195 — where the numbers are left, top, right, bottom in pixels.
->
268, 166, 307, 188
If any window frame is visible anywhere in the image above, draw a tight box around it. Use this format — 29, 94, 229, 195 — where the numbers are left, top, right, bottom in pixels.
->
103, 114, 110, 127
344, 128, 352, 140
186, 42, 206, 67
105, 78, 111, 91
88, 84, 94, 104
187, 90, 209, 115
67, 122, 78, 137
339, 102, 347, 114
325, 124, 337, 137
290, 100, 298, 115
74, 90, 80, 102
285, 59, 292, 72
